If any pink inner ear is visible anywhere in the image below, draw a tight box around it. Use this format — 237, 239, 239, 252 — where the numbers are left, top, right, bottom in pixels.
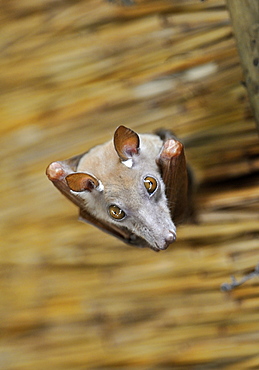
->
114, 125, 140, 161
123, 140, 139, 157
66, 173, 99, 192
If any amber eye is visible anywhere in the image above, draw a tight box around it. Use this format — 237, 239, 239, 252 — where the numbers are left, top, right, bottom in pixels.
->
109, 205, 126, 220
144, 176, 157, 195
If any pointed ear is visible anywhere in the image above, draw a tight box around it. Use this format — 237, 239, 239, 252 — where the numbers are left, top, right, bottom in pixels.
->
114, 125, 140, 161
65, 172, 100, 192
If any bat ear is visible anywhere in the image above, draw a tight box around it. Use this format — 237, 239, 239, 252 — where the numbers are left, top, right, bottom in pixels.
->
114, 125, 140, 161
65, 172, 101, 192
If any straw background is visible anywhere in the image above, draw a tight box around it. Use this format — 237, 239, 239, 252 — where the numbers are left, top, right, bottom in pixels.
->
1, 0, 259, 369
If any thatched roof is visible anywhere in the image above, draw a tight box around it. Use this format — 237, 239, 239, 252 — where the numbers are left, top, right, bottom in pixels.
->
1, 0, 259, 368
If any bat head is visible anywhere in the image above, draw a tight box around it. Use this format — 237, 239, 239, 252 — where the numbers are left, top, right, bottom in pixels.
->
46, 126, 183, 251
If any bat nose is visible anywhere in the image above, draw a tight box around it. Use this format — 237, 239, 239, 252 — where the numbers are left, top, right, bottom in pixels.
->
160, 232, 176, 250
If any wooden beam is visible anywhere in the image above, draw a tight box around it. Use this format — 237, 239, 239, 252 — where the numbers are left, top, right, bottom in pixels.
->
226, 0, 259, 133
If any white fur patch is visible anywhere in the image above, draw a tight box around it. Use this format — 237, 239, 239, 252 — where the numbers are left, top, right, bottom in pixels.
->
97, 180, 104, 192
122, 158, 133, 168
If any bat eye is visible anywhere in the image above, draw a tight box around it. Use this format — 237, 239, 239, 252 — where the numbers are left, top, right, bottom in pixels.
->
109, 205, 126, 220
144, 176, 157, 195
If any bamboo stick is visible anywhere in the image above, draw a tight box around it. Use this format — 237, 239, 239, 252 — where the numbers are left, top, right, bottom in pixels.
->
226, 0, 259, 132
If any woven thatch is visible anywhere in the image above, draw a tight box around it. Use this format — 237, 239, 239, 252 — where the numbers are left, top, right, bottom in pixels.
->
1, 0, 259, 369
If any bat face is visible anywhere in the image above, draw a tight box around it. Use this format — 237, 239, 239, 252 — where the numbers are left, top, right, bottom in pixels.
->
46, 126, 190, 251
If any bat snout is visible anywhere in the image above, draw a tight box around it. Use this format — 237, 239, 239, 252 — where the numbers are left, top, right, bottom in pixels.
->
158, 231, 176, 250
